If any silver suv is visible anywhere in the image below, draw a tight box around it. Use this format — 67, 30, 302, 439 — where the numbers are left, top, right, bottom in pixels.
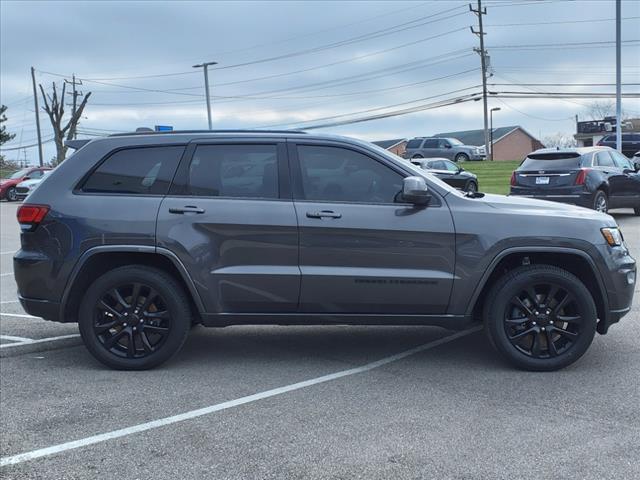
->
404, 137, 485, 162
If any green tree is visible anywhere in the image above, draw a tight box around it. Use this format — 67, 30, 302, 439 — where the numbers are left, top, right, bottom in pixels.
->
0, 104, 17, 165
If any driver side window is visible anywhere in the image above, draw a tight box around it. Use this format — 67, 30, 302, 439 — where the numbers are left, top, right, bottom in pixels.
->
296, 145, 403, 204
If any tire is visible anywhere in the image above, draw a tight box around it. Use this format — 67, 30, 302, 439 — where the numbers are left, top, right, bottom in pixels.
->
465, 181, 478, 193
412, 154, 424, 159
78, 265, 192, 370
5, 187, 17, 202
484, 264, 597, 371
455, 153, 469, 163
593, 190, 608, 213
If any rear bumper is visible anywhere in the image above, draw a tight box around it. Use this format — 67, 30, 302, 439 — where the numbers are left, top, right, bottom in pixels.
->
18, 295, 61, 322
510, 189, 594, 208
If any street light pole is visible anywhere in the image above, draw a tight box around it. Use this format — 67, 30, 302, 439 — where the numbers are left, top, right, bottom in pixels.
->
490, 107, 500, 161
615, 0, 622, 152
193, 61, 218, 130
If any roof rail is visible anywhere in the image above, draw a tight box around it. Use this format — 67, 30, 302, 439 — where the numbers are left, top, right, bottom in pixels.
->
108, 129, 307, 137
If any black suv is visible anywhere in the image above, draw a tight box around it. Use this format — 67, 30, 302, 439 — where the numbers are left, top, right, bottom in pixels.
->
14, 131, 636, 371
597, 133, 640, 158
510, 147, 640, 214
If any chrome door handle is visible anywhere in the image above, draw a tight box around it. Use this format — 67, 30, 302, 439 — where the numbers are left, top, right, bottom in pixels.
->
306, 210, 342, 219
169, 206, 205, 214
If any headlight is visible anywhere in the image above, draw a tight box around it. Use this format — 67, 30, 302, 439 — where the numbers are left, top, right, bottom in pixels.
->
601, 227, 623, 246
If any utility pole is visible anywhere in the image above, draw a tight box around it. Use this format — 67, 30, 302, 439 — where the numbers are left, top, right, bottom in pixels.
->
64, 74, 84, 139
615, 0, 622, 152
193, 61, 217, 130
30, 66, 44, 167
470, 1, 490, 160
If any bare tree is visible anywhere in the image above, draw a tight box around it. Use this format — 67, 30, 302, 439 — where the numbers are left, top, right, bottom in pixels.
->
584, 100, 630, 121
39, 82, 91, 164
542, 132, 577, 149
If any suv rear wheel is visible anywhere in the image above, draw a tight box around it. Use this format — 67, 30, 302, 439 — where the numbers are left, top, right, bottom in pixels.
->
78, 265, 192, 370
484, 265, 597, 371
593, 190, 608, 213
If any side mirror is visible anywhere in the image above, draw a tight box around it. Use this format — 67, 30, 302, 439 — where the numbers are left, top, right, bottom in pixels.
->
458, 167, 464, 173
23, 176, 30, 181
623, 168, 634, 174
444, 144, 452, 149
402, 176, 431, 205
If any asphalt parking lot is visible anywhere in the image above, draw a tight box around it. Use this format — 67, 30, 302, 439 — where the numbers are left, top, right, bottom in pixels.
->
1, 200, 639, 479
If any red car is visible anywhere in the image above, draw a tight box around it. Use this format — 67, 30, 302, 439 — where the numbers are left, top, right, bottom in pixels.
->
0, 167, 51, 201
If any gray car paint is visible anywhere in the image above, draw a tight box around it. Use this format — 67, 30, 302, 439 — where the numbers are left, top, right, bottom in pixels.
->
14, 131, 636, 334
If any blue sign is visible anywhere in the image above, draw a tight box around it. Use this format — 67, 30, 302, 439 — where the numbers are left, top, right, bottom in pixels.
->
154, 125, 174, 132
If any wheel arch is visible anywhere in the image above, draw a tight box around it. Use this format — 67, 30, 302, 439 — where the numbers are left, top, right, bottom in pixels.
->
467, 247, 610, 334
60, 246, 205, 323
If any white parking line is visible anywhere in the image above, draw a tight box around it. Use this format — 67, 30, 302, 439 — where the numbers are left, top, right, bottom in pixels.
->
0, 334, 80, 349
0, 300, 19, 304
0, 326, 481, 467
0, 335, 33, 343
1, 272, 14, 277
0, 251, 16, 255
0, 313, 39, 319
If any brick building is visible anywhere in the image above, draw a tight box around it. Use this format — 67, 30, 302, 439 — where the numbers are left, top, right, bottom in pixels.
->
372, 138, 407, 157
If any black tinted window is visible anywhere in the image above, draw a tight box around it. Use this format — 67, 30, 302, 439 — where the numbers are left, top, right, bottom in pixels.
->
296, 145, 403, 204
520, 153, 582, 170
188, 144, 278, 198
406, 139, 423, 149
82, 146, 184, 194
423, 139, 439, 148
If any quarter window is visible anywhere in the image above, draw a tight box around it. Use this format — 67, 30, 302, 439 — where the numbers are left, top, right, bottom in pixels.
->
595, 151, 615, 167
82, 146, 184, 195
187, 144, 279, 198
296, 145, 403, 204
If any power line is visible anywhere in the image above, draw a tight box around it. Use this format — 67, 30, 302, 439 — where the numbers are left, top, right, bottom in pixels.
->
494, 98, 575, 121
489, 39, 639, 50
487, 16, 640, 27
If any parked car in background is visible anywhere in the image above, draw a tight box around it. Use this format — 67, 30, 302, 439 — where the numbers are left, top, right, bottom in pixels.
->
404, 137, 485, 162
0, 167, 51, 201
510, 146, 640, 214
412, 157, 479, 192
13, 130, 636, 371
15, 170, 53, 200
596, 133, 640, 158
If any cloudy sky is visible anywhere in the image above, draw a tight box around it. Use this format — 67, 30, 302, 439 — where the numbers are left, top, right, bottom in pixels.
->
1, 0, 639, 164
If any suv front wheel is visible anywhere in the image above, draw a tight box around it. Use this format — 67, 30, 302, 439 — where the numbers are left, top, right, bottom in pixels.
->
484, 265, 597, 371
78, 265, 192, 370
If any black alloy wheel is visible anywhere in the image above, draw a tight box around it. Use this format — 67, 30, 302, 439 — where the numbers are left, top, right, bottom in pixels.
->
79, 265, 191, 370
93, 283, 171, 359
465, 181, 478, 193
484, 265, 597, 371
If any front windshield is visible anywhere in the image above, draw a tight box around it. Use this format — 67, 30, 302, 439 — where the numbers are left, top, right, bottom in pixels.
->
448, 138, 463, 146
8, 168, 31, 179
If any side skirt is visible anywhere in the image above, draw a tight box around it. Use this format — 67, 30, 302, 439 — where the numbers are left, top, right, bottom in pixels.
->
200, 313, 476, 330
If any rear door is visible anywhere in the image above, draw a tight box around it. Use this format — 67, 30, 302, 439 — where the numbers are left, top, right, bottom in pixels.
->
593, 150, 626, 207
610, 150, 640, 207
156, 139, 299, 314
289, 140, 455, 315
421, 139, 439, 158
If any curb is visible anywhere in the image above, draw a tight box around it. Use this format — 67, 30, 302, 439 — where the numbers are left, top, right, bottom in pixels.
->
0, 335, 82, 357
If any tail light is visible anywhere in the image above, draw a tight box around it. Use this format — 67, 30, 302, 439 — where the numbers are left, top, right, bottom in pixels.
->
17, 204, 50, 231
510, 171, 517, 186
575, 169, 590, 185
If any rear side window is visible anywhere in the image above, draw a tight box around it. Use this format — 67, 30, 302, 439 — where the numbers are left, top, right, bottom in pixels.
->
82, 146, 184, 195
406, 139, 423, 149
520, 153, 582, 170
595, 151, 615, 167
423, 139, 439, 148
187, 144, 279, 198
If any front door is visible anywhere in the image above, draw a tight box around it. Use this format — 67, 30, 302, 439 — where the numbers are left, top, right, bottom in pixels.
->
290, 142, 456, 315
157, 140, 299, 314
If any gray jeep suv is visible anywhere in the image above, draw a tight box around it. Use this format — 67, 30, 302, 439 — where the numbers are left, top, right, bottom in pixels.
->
14, 130, 635, 371
404, 137, 485, 162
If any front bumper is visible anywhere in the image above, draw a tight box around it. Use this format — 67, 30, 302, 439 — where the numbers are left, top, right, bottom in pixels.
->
595, 243, 636, 333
